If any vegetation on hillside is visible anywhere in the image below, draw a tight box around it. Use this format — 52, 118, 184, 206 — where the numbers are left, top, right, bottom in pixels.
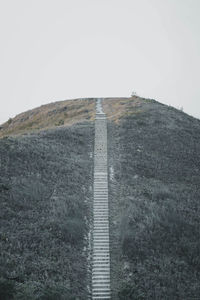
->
106, 98, 200, 299
0, 123, 94, 299
102, 96, 142, 122
1, 95, 200, 299
0, 98, 95, 138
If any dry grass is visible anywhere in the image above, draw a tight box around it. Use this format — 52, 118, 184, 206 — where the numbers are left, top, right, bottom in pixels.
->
0, 97, 148, 138
102, 97, 144, 123
0, 98, 95, 138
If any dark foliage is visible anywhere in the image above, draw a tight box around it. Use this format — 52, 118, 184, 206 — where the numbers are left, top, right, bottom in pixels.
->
0, 278, 15, 300
0, 123, 94, 299
108, 100, 200, 299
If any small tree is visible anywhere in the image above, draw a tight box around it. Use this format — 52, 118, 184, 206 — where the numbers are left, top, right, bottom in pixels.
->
7, 118, 12, 125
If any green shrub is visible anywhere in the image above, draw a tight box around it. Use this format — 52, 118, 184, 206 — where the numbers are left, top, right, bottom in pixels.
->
0, 278, 15, 300
61, 218, 85, 245
7, 118, 12, 125
40, 285, 74, 300
55, 119, 64, 126
0, 184, 10, 192
118, 284, 143, 300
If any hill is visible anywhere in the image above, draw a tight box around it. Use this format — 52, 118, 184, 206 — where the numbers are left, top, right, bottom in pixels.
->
0, 122, 94, 299
105, 98, 200, 299
0, 96, 200, 299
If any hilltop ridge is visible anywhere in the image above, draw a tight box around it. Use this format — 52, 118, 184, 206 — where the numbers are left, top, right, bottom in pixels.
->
0, 98, 95, 138
0, 96, 161, 138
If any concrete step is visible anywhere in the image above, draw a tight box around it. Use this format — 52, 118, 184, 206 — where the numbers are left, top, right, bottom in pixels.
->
93, 234, 109, 237
92, 275, 110, 279
93, 225, 109, 227
93, 235, 109, 238
93, 202, 109, 204
93, 204, 108, 207
93, 266, 110, 270
93, 221, 109, 224
93, 230, 109, 233
93, 243, 110, 247
93, 202, 109, 205
93, 205, 109, 207
94, 207, 109, 209
93, 262, 110, 266
93, 247, 110, 252
93, 198, 108, 201
93, 226, 109, 230
93, 238, 109, 241
92, 271, 110, 275
92, 292, 111, 297
93, 219, 109, 222
92, 282, 110, 286
93, 214, 109, 216
93, 213, 109, 216
93, 254, 110, 258
93, 233, 109, 236
93, 210, 109, 213
93, 214, 109, 217
93, 203, 109, 206
93, 217, 109, 220
93, 208, 109, 211
93, 259, 110, 262
93, 247, 110, 251
94, 192, 108, 194
93, 288, 110, 292
92, 297, 110, 300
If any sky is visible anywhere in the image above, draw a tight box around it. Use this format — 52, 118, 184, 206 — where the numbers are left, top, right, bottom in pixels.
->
0, 0, 200, 123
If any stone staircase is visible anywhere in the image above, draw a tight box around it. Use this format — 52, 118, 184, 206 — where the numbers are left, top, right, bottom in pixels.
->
91, 99, 111, 300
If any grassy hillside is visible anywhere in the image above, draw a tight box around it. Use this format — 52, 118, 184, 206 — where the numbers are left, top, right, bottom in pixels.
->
0, 98, 95, 138
103, 96, 142, 122
0, 122, 94, 299
1, 96, 200, 299
105, 98, 200, 299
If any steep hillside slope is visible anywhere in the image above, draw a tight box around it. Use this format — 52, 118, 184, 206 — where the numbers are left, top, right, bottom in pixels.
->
0, 98, 95, 138
104, 98, 200, 299
1, 96, 200, 299
0, 123, 94, 299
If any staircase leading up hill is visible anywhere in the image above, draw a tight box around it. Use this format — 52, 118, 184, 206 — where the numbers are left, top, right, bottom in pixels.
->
91, 99, 111, 300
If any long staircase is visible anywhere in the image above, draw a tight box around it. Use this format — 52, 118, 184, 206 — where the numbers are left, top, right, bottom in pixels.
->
91, 99, 111, 300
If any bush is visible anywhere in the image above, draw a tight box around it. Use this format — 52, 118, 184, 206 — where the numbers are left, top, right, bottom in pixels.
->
61, 218, 85, 245
0, 123, 94, 299
7, 118, 12, 125
0, 278, 15, 300
40, 285, 74, 300
55, 119, 64, 126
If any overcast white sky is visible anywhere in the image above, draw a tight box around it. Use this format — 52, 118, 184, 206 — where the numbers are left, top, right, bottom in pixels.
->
0, 0, 200, 123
